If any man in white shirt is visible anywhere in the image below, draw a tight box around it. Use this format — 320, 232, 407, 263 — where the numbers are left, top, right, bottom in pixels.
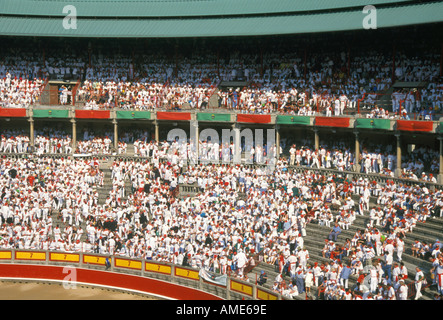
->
289, 145, 296, 166
369, 267, 379, 293
414, 267, 425, 300
397, 279, 408, 300
396, 237, 405, 263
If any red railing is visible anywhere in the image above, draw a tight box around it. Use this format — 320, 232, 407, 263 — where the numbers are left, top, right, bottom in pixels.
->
406, 276, 433, 300
70, 79, 82, 106
356, 92, 387, 114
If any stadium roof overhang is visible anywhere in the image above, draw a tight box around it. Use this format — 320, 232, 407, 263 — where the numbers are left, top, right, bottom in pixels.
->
0, 0, 442, 38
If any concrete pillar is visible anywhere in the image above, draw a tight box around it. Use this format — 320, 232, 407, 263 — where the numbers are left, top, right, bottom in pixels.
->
195, 124, 199, 162
313, 128, 319, 150
276, 125, 281, 158
190, 120, 199, 164
233, 123, 241, 164
71, 119, 77, 152
395, 132, 402, 178
354, 130, 360, 172
154, 121, 159, 142
226, 278, 231, 300
113, 119, 118, 150
29, 118, 35, 149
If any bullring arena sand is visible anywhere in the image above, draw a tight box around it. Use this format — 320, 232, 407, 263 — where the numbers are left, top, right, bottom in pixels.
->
0, 280, 163, 300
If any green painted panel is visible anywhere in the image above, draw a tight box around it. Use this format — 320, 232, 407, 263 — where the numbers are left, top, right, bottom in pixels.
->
197, 113, 231, 122
116, 110, 151, 119
33, 109, 69, 118
276, 115, 310, 125
355, 118, 391, 130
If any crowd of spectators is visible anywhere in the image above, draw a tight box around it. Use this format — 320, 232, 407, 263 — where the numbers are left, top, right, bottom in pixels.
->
356, 140, 439, 182
0, 125, 439, 186
0, 73, 46, 108
34, 128, 72, 155
74, 48, 441, 117
0, 129, 30, 154
76, 79, 216, 111
75, 128, 117, 155
1, 38, 441, 121
0, 156, 103, 250
271, 172, 443, 300
0, 134, 442, 299
288, 141, 354, 172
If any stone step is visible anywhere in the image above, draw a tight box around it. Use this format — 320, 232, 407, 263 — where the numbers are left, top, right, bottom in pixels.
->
246, 211, 443, 299
250, 249, 436, 300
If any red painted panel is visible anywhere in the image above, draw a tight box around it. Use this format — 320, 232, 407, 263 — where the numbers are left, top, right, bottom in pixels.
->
396, 120, 433, 132
315, 116, 350, 127
157, 112, 191, 121
0, 108, 27, 117
237, 114, 271, 123
75, 110, 110, 119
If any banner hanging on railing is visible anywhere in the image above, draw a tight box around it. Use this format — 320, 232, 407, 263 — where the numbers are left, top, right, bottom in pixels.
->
199, 268, 227, 287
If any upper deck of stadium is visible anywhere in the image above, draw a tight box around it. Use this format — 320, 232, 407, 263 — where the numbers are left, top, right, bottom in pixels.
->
1, 0, 442, 37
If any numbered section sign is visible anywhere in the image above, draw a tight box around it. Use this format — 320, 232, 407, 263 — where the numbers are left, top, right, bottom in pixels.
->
256, 288, 279, 300
114, 257, 142, 271
83, 254, 107, 266
15, 251, 46, 261
145, 262, 172, 275
50, 252, 80, 263
230, 279, 253, 297
0, 251, 12, 260
174, 267, 199, 281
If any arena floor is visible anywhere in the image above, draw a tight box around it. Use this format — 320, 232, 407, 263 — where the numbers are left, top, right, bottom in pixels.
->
0, 280, 162, 300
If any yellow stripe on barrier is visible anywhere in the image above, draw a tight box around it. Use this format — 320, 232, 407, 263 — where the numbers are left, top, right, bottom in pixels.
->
50, 253, 80, 263
256, 288, 278, 300
15, 251, 46, 261
115, 258, 142, 270
175, 267, 199, 280
230, 280, 253, 296
145, 262, 172, 275
83, 254, 106, 265
0, 251, 12, 260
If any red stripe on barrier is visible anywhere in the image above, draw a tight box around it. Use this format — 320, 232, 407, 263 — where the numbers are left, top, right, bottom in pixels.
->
157, 112, 191, 121
0, 108, 27, 117
0, 264, 221, 300
75, 110, 110, 119
315, 117, 350, 127
396, 120, 433, 132
237, 114, 271, 123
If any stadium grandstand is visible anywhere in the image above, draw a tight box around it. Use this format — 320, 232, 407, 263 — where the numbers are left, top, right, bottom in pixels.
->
0, 0, 442, 301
